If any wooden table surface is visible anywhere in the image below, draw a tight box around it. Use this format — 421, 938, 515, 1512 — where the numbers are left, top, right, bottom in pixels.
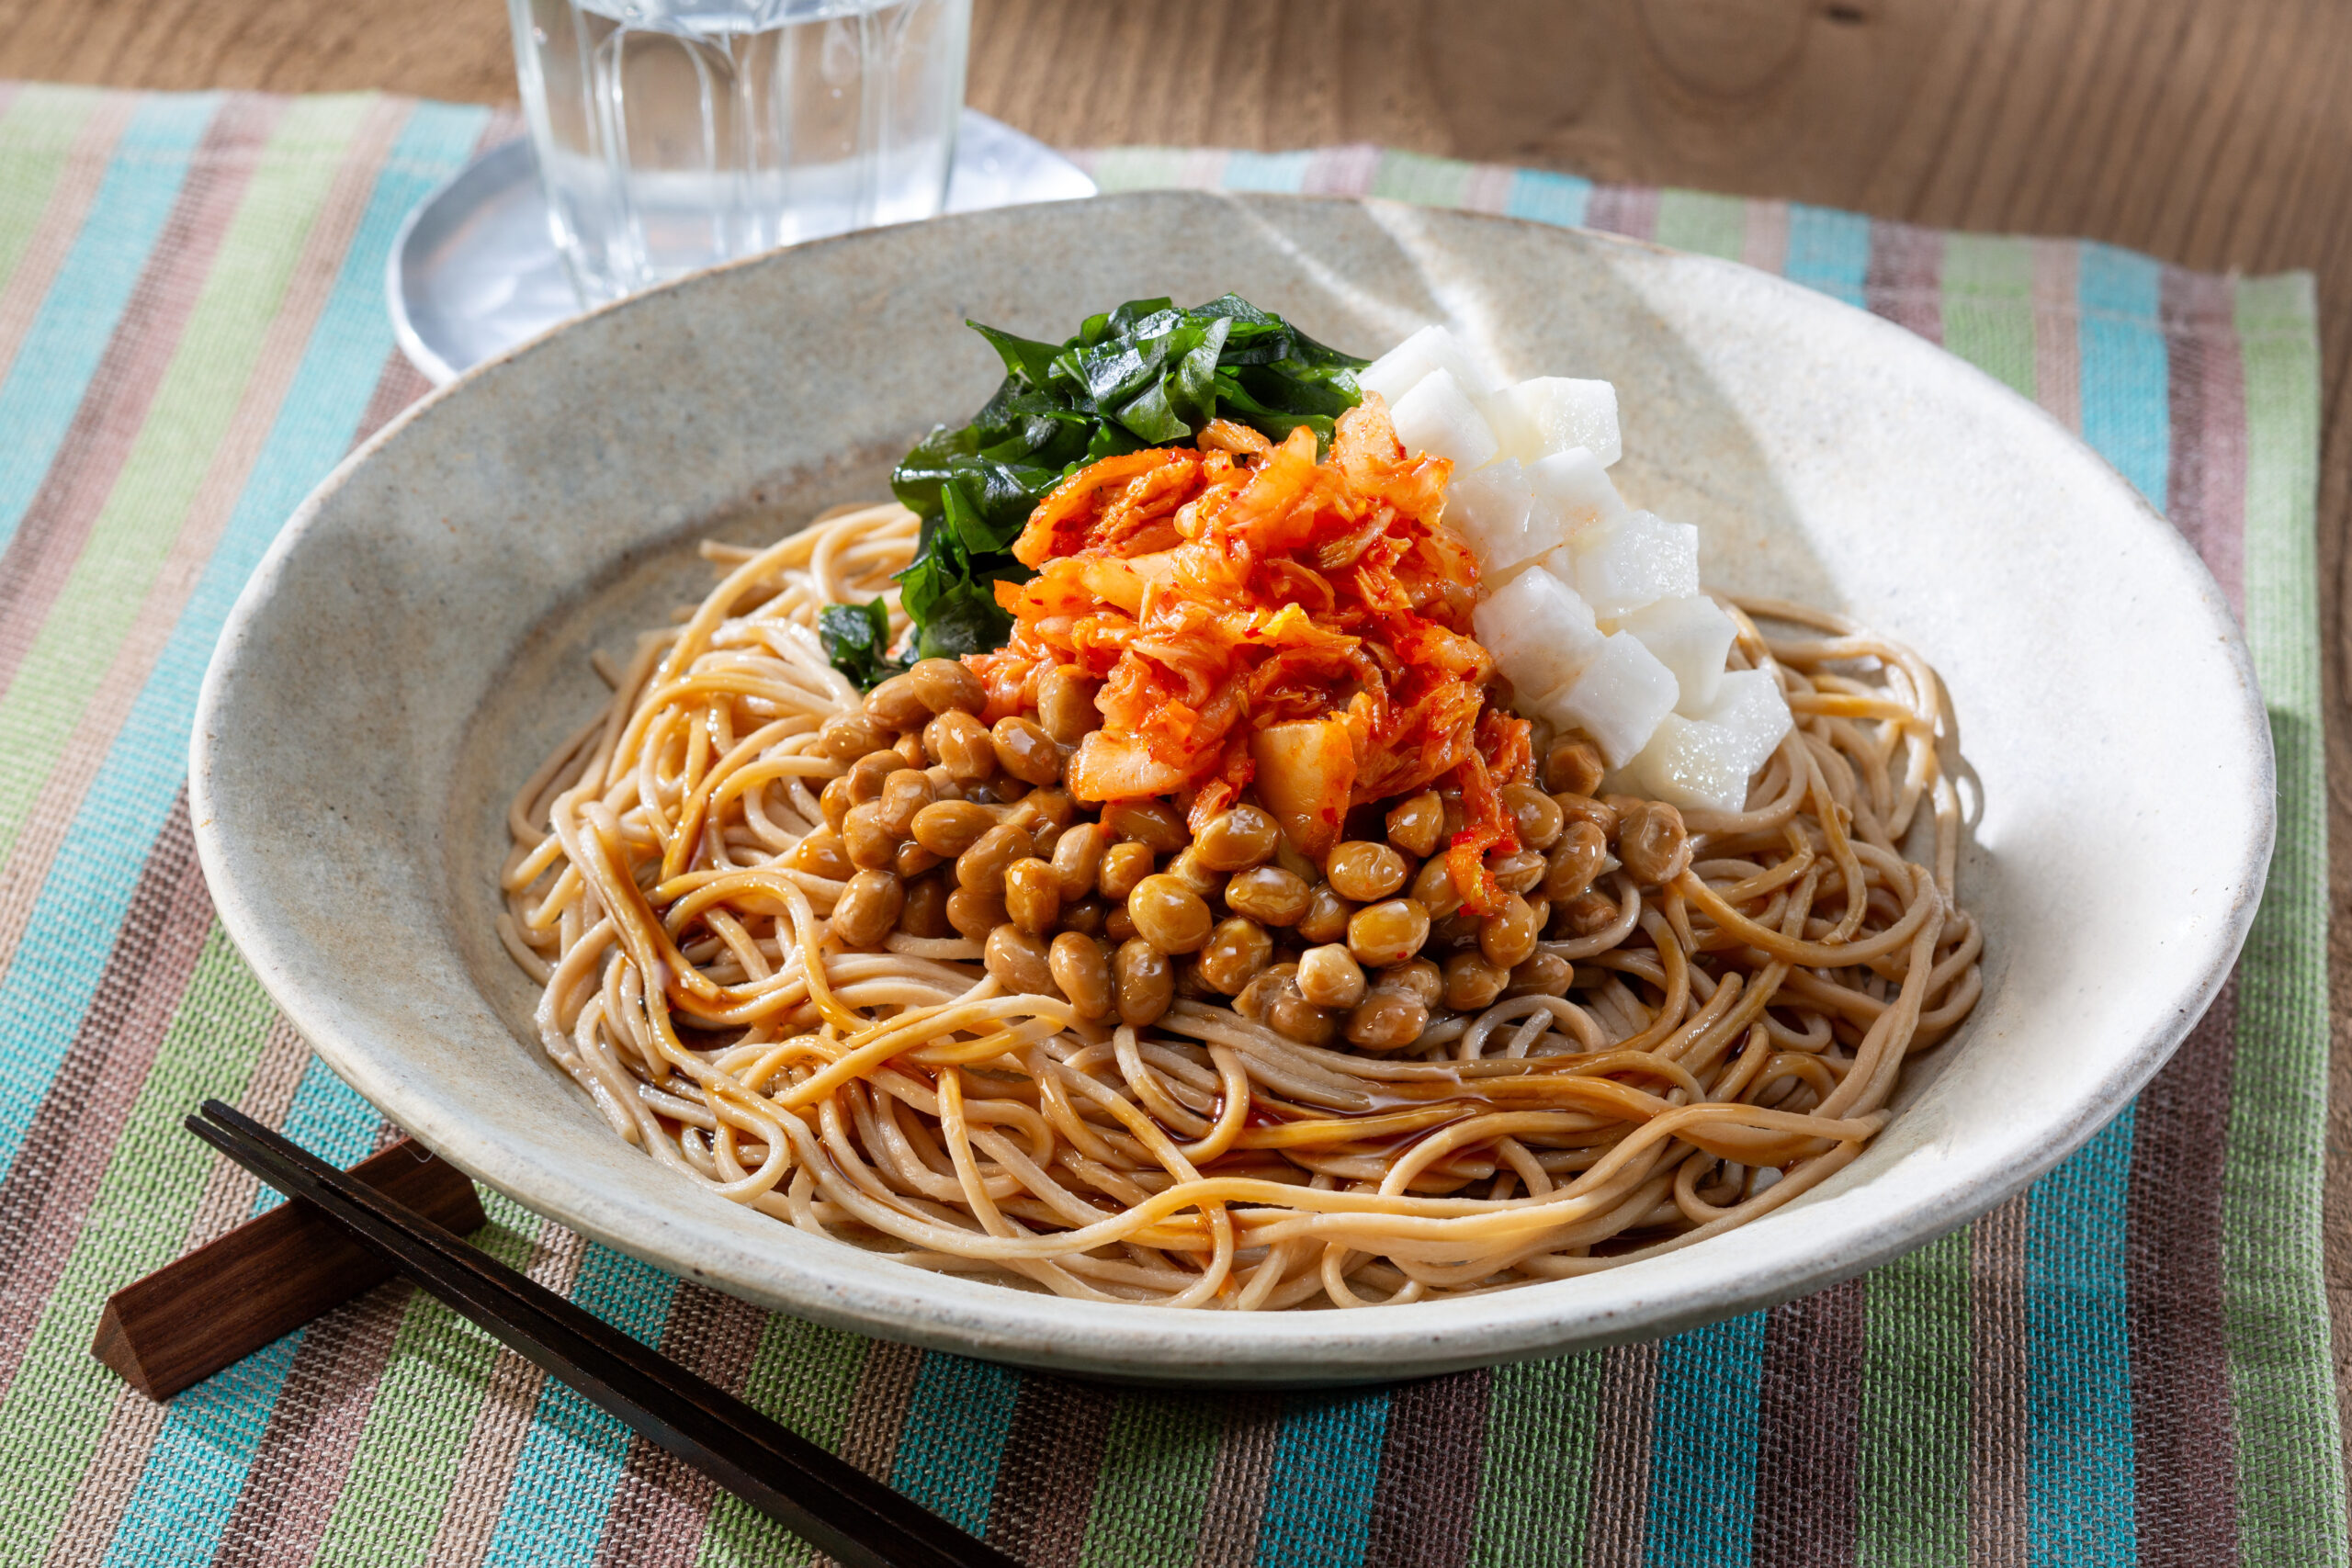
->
5, 0, 2348, 1457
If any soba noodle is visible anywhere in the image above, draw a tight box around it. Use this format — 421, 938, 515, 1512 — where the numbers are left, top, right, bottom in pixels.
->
499, 502, 1982, 1308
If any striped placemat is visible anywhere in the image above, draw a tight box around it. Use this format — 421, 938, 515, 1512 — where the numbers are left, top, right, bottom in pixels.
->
0, 91, 2335, 1567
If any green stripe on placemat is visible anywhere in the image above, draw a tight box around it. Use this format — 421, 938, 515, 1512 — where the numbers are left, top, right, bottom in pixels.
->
2229, 271, 2333, 1566
0, 108, 2334, 1568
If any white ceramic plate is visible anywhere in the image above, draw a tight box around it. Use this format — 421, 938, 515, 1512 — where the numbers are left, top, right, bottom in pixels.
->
191, 192, 2269, 1385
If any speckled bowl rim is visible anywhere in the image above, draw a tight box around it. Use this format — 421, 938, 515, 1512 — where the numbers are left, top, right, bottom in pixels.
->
191, 192, 2272, 1384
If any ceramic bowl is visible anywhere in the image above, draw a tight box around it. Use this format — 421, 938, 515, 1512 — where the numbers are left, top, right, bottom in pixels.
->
191, 191, 2269, 1384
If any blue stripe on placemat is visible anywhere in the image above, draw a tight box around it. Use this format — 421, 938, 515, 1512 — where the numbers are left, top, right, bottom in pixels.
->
2077, 244, 2170, 512
2027, 1112, 2142, 1566
893, 1353, 1027, 1534
1784, 205, 1872, 309
0, 99, 482, 1190
1221, 150, 1317, 193
1257, 1389, 1392, 1568
1502, 169, 1593, 229
480, 1245, 682, 1568
1648, 1314, 1769, 1568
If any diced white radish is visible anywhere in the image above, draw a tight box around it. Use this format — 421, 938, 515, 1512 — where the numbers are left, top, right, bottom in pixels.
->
1445, 461, 1571, 577
1620, 594, 1738, 713
1570, 510, 1700, 618
1630, 671, 1792, 811
1487, 377, 1622, 467
1479, 389, 1538, 466
1524, 446, 1629, 536
1361, 324, 1492, 408
1687, 668, 1792, 774
1630, 715, 1755, 812
1474, 567, 1605, 704
1541, 630, 1679, 768
1391, 369, 1500, 470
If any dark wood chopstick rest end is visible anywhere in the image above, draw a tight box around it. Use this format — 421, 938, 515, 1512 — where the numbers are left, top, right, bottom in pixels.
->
93, 1135, 485, 1402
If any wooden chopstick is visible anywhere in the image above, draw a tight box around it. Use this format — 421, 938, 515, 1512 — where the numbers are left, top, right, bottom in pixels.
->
184, 1100, 1023, 1568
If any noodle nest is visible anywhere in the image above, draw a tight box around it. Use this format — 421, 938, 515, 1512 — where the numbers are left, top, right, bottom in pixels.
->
500, 503, 1983, 1309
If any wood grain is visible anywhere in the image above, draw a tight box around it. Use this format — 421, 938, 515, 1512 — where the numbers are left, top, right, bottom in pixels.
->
6, 0, 2349, 1464
93, 1136, 484, 1401
0, 0, 514, 102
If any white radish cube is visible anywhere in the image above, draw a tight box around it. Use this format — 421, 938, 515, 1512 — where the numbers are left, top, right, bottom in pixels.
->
1631, 715, 1756, 813
1361, 324, 1492, 408
1687, 668, 1793, 774
1445, 460, 1570, 576
1524, 446, 1629, 536
1570, 510, 1700, 619
1391, 369, 1500, 470
1620, 594, 1738, 712
1487, 377, 1622, 467
1474, 566, 1604, 705
1631, 671, 1792, 811
1541, 630, 1679, 768
1479, 389, 1539, 466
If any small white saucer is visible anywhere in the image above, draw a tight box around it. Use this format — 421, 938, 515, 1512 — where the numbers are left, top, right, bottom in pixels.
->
386, 109, 1096, 386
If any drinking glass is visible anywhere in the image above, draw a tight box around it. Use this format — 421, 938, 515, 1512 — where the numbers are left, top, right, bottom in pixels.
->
507, 0, 970, 307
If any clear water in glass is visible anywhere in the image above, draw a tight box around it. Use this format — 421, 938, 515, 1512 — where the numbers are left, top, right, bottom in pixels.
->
508, 0, 969, 306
